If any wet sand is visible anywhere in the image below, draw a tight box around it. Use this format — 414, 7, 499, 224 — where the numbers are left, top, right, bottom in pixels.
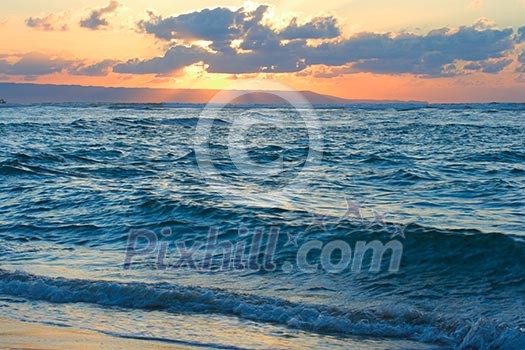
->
0, 318, 196, 350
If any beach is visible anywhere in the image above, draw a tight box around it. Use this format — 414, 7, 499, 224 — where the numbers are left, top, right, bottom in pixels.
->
0, 318, 194, 350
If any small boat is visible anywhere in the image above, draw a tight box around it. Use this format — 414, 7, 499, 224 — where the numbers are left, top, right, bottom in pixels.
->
0, 99, 6, 104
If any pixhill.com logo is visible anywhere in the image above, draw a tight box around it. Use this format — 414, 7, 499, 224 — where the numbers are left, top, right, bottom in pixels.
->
124, 198, 409, 275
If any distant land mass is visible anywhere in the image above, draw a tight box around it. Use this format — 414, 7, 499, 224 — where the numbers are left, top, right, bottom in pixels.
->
0, 83, 427, 105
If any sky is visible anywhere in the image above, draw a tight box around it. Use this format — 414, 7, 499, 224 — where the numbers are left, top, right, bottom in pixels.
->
1, 0, 525, 102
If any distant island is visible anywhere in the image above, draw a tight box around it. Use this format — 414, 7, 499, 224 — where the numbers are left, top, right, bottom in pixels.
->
0, 83, 427, 105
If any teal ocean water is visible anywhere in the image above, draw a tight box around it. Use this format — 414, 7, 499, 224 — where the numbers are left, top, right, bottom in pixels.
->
0, 103, 524, 349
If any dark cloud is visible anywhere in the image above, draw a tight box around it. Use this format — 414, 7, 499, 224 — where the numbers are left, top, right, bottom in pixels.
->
8, 5, 525, 79
464, 62, 482, 70
138, 6, 339, 46
516, 27, 525, 43
0, 53, 73, 76
517, 52, 525, 73
279, 16, 340, 39
120, 7, 517, 78
114, 39, 309, 75
114, 46, 207, 75
80, 0, 121, 30
306, 26, 514, 76
25, 14, 68, 31
68, 60, 116, 76
479, 58, 513, 73
139, 6, 268, 44
0, 53, 115, 78
465, 58, 515, 74
518, 52, 525, 64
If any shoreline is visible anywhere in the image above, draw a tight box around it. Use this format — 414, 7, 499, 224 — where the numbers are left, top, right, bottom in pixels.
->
0, 318, 196, 350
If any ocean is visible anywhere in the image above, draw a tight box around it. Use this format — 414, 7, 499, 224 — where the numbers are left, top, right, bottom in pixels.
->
0, 103, 524, 349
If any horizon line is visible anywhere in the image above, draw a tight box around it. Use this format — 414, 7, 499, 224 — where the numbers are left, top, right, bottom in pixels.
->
3, 82, 525, 104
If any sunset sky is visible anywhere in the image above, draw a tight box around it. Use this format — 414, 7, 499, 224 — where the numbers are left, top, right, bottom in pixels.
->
1, 0, 525, 102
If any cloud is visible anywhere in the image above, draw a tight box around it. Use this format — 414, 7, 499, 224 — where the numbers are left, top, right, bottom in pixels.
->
478, 58, 513, 73
464, 62, 482, 70
6, 5, 524, 80
294, 64, 355, 78
466, 58, 515, 74
278, 16, 340, 39
309, 25, 514, 72
80, 0, 121, 30
114, 46, 205, 75
68, 60, 116, 76
516, 27, 525, 43
0, 53, 115, 78
25, 14, 69, 31
138, 5, 270, 51
517, 52, 525, 72
120, 6, 517, 78
0, 53, 73, 76
519, 52, 525, 64
138, 6, 340, 46
472, 17, 496, 31
114, 39, 309, 75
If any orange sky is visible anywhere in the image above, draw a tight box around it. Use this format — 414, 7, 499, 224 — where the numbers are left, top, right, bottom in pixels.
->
1, 0, 525, 102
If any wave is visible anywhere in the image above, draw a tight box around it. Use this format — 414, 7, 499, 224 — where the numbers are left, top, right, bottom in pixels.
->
160, 117, 230, 127
107, 103, 166, 111
362, 168, 441, 183
0, 160, 72, 177
2, 150, 98, 167
418, 103, 525, 111
3, 209, 524, 308
3, 188, 525, 269
0, 163, 40, 176
461, 150, 525, 164
0, 269, 523, 349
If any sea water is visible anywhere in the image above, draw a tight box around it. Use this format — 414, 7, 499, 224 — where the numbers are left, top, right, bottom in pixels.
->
0, 103, 524, 349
